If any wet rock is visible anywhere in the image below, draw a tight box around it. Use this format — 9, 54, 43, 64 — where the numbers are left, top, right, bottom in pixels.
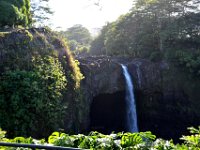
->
77, 56, 199, 141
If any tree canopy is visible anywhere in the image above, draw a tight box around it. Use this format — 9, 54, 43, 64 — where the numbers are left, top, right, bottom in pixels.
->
30, 0, 53, 26
89, 0, 200, 76
0, 0, 54, 27
90, 0, 200, 60
63, 24, 92, 45
0, 0, 31, 27
60, 24, 92, 55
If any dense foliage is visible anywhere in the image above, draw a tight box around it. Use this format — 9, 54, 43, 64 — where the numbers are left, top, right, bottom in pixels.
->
59, 24, 92, 56
0, 0, 31, 27
0, 127, 200, 149
0, 28, 84, 137
0, 0, 54, 27
0, 56, 67, 137
90, 0, 200, 74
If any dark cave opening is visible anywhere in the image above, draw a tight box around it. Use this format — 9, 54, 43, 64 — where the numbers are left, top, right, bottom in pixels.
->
90, 91, 127, 134
88, 87, 197, 143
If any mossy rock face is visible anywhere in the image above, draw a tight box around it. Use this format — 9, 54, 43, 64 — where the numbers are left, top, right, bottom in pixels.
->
1, 28, 61, 69
0, 28, 84, 138
0, 27, 83, 88
77, 56, 200, 142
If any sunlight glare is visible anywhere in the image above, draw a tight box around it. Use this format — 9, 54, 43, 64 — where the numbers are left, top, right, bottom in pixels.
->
49, 0, 133, 30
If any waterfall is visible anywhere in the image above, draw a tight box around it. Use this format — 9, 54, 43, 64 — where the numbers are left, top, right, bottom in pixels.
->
121, 64, 138, 132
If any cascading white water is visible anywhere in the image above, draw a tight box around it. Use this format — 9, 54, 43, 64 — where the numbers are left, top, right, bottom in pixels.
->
121, 64, 138, 132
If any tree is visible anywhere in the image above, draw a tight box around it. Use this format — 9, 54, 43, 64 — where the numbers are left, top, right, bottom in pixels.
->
134, 0, 200, 52
30, 0, 53, 26
0, 0, 31, 27
60, 24, 92, 55
64, 24, 92, 45
90, 23, 113, 55
89, 0, 200, 61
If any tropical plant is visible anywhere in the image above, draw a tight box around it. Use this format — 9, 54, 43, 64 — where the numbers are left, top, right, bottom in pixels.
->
0, 127, 200, 149
0, 56, 67, 137
180, 126, 200, 149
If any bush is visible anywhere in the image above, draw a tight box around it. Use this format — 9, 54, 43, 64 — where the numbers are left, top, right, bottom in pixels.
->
0, 126, 200, 149
0, 56, 67, 137
77, 46, 90, 55
175, 50, 200, 77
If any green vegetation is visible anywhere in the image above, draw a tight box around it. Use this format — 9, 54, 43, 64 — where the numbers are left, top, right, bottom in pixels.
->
175, 50, 200, 77
0, 0, 54, 27
0, 56, 67, 137
0, 0, 31, 27
0, 0, 200, 145
0, 127, 200, 149
31, 0, 54, 26
59, 24, 92, 56
0, 28, 84, 137
90, 0, 200, 74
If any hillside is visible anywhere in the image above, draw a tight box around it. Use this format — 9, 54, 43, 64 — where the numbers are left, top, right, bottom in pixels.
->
0, 28, 84, 138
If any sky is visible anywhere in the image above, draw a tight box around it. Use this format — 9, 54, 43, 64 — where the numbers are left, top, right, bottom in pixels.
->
48, 0, 133, 31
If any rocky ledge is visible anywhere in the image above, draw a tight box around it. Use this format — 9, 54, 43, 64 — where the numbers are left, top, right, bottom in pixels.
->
77, 55, 200, 142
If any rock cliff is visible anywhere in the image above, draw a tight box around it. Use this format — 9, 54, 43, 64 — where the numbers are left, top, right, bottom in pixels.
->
1, 28, 199, 140
78, 55, 200, 142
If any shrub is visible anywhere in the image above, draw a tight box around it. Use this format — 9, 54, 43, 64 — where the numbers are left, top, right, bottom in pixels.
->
0, 28, 84, 137
175, 50, 200, 77
0, 56, 67, 137
0, 126, 200, 149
